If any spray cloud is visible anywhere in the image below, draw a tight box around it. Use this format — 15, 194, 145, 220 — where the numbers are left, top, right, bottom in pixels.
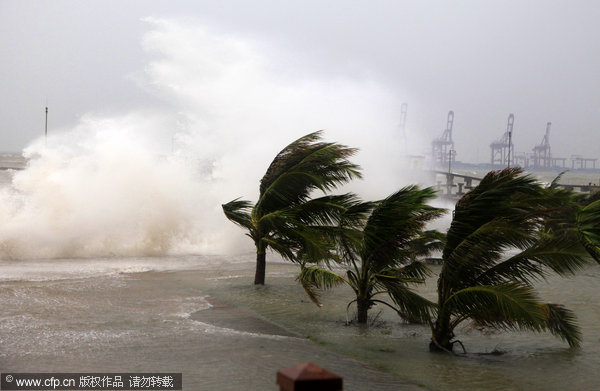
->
0, 17, 427, 259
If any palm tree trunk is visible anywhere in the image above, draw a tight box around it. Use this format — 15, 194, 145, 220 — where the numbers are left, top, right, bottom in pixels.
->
429, 314, 453, 352
254, 245, 266, 285
357, 297, 369, 323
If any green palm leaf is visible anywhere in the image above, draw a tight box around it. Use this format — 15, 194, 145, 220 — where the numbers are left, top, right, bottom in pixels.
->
431, 168, 589, 352
383, 282, 437, 323
448, 283, 547, 332
222, 198, 255, 233
541, 303, 582, 348
256, 131, 361, 214
296, 186, 445, 324
362, 186, 444, 271
476, 236, 590, 285
297, 266, 346, 306
223, 131, 362, 284
577, 199, 600, 262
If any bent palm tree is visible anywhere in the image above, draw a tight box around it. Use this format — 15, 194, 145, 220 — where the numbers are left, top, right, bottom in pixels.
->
576, 198, 600, 261
298, 186, 445, 324
429, 168, 598, 353
222, 131, 362, 285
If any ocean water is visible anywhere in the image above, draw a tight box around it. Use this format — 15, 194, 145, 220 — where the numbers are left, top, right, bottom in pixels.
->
0, 153, 599, 390
0, 256, 598, 391
208, 262, 600, 391
0, 256, 420, 390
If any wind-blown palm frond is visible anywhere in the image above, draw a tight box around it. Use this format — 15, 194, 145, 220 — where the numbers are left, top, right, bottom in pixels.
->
449, 283, 546, 331
379, 283, 437, 322
222, 198, 255, 233
259, 131, 324, 195
444, 168, 540, 257
256, 131, 362, 215
261, 236, 297, 261
549, 170, 569, 189
475, 236, 590, 286
223, 131, 362, 285
577, 199, 600, 262
404, 230, 445, 261
297, 265, 346, 306
430, 168, 590, 352
362, 187, 444, 271
330, 200, 375, 265
541, 303, 582, 348
287, 193, 363, 226
295, 186, 445, 324
373, 269, 437, 323
383, 261, 432, 282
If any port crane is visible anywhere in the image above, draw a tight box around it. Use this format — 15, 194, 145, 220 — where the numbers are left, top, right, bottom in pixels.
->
431, 111, 455, 168
532, 122, 552, 168
490, 114, 514, 168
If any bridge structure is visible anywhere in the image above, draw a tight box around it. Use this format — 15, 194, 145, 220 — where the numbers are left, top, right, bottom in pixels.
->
427, 170, 600, 201
571, 155, 597, 169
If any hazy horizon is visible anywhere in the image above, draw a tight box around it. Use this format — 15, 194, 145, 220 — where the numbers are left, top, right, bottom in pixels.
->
1, 1, 600, 163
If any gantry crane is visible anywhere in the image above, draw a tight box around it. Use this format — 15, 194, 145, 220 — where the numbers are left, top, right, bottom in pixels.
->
431, 111, 455, 168
490, 114, 514, 168
532, 122, 552, 169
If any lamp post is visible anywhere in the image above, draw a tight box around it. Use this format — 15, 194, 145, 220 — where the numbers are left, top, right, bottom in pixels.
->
45, 106, 48, 146
506, 113, 514, 168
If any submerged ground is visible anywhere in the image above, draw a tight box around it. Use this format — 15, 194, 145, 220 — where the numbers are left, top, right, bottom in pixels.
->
0, 255, 598, 390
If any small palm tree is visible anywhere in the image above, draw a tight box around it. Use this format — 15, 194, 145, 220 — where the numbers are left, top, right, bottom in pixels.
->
429, 168, 598, 353
567, 179, 600, 261
577, 198, 600, 261
297, 186, 445, 324
222, 131, 362, 285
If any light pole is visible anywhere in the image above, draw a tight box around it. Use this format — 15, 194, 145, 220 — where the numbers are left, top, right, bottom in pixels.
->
45, 106, 48, 146
506, 113, 514, 168
507, 130, 512, 168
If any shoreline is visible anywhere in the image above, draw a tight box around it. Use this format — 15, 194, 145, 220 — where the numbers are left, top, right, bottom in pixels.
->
177, 271, 426, 390
189, 296, 300, 338
3, 258, 596, 390
0, 263, 426, 390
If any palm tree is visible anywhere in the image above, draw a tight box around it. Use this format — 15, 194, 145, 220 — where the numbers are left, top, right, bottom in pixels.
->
576, 198, 600, 261
222, 131, 362, 285
429, 168, 598, 353
297, 186, 445, 324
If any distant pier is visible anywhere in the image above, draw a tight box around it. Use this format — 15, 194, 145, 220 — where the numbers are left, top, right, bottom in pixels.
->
428, 170, 600, 201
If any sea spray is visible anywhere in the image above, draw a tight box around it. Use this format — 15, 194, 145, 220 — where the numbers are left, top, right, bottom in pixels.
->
0, 17, 429, 259
0, 113, 205, 258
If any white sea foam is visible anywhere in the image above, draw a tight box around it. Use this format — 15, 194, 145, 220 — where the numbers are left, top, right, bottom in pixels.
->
187, 319, 294, 341
0, 17, 425, 261
0, 255, 251, 282
169, 296, 213, 318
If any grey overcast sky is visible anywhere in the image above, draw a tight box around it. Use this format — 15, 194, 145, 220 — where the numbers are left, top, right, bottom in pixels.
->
1, 0, 600, 163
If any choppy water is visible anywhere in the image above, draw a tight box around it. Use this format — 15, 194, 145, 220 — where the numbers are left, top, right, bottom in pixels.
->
0, 257, 419, 390
0, 256, 598, 391
208, 262, 600, 391
0, 153, 599, 390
